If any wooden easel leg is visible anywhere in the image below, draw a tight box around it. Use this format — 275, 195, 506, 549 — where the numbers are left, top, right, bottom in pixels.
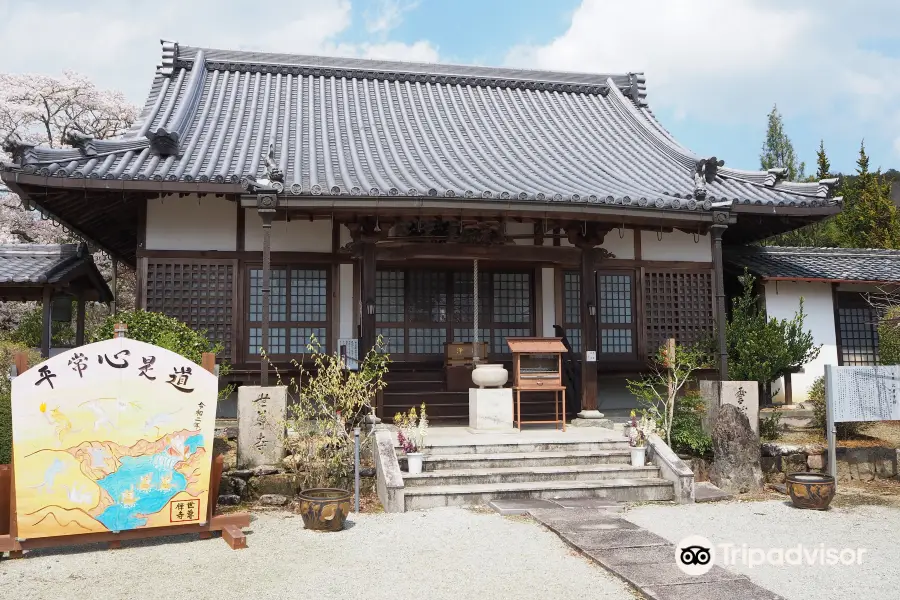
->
199, 531, 212, 540
8, 550, 23, 559
107, 540, 122, 550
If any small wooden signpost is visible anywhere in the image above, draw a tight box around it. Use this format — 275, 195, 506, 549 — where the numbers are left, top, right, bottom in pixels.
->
1, 327, 249, 556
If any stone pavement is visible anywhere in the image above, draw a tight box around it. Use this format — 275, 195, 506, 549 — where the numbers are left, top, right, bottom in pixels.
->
527, 507, 784, 600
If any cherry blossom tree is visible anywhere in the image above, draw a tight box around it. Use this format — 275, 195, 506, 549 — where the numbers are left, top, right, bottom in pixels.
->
0, 72, 140, 338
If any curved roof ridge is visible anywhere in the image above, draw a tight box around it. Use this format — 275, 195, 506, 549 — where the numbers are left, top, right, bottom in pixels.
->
174, 42, 642, 99
740, 246, 900, 257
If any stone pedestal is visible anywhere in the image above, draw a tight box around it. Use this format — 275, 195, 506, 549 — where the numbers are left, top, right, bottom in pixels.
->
238, 385, 287, 468
700, 380, 760, 435
468, 388, 514, 431
571, 409, 613, 429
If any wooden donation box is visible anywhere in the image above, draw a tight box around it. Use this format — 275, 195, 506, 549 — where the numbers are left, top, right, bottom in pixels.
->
445, 341, 489, 392
507, 337, 567, 431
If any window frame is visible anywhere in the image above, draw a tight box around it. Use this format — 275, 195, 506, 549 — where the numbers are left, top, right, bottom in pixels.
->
244, 263, 331, 361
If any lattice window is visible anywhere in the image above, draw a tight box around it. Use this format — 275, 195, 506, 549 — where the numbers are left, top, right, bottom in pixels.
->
837, 292, 879, 366
493, 273, 530, 323
376, 327, 406, 356
146, 260, 234, 360
290, 269, 327, 321
247, 266, 328, 357
644, 270, 714, 357
598, 273, 635, 356
562, 271, 582, 353
376, 270, 404, 322
451, 271, 489, 323
493, 328, 530, 355
408, 327, 447, 354
408, 271, 447, 323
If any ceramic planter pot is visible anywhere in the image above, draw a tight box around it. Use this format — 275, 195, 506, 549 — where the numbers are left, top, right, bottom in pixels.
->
406, 452, 424, 475
630, 446, 647, 467
472, 363, 509, 388
786, 472, 836, 510
297, 488, 353, 531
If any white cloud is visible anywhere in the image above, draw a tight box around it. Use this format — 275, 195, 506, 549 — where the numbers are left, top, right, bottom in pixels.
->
364, 0, 419, 34
506, 0, 900, 157
0, 0, 438, 103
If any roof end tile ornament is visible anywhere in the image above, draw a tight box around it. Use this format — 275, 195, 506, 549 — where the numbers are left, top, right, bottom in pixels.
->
817, 176, 841, 198
693, 156, 724, 199
1, 134, 35, 165
63, 130, 97, 156
156, 40, 178, 77
764, 167, 787, 187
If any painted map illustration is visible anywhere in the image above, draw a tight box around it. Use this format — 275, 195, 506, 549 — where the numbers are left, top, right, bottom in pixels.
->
11, 338, 217, 539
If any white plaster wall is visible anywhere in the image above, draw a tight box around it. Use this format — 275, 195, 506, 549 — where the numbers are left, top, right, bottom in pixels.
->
146, 194, 236, 250
764, 281, 839, 403
541, 267, 555, 336
640, 230, 711, 262
244, 211, 332, 252
339, 263, 355, 339
339, 224, 352, 248
601, 228, 634, 259
508, 221, 534, 246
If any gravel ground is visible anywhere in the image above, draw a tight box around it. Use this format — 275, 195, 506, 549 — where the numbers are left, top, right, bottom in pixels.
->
1, 508, 636, 600
626, 499, 898, 600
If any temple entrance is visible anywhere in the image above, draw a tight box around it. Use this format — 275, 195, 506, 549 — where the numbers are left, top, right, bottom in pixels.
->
374, 267, 534, 362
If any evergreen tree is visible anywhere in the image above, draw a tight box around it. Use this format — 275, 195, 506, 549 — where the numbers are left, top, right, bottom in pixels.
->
834, 142, 900, 249
760, 104, 805, 182
815, 139, 831, 179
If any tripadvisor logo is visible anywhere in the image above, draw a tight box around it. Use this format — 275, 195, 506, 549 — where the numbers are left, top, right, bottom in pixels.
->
675, 535, 714, 576
676, 535, 868, 573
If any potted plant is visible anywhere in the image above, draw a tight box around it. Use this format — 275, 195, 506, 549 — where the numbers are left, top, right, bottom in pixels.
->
277, 335, 390, 531
628, 411, 654, 466
394, 403, 428, 474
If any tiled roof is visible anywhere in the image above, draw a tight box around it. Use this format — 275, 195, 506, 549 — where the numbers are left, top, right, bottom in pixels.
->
0, 243, 113, 300
1, 41, 841, 212
726, 246, 900, 283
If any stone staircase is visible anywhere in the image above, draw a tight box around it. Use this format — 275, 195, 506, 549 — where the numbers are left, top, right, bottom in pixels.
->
400, 438, 674, 511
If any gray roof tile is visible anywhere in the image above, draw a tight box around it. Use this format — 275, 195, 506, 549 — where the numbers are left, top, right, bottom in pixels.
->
2, 41, 840, 211
726, 246, 900, 283
0, 244, 83, 284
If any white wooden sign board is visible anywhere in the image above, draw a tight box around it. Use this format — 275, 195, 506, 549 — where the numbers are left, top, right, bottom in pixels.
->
828, 365, 900, 422
338, 338, 359, 371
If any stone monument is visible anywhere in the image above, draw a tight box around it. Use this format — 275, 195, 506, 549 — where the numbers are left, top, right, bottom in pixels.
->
238, 385, 287, 468
700, 380, 760, 435
709, 404, 764, 494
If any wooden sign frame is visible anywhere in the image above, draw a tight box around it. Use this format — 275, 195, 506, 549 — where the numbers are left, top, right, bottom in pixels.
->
1, 350, 249, 556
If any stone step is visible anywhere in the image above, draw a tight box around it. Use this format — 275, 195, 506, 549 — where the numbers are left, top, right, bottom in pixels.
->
424, 439, 630, 456
422, 450, 633, 470
403, 478, 674, 511
403, 464, 660, 487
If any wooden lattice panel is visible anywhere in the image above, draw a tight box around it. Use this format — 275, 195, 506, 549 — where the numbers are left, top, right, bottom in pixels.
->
145, 260, 235, 360
643, 270, 714, 357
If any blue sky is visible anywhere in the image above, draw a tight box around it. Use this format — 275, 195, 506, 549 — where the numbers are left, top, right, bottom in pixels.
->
2, 0, 899, 176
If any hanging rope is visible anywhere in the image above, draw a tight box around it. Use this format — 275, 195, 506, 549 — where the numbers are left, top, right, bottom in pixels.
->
473, 258, 480, 362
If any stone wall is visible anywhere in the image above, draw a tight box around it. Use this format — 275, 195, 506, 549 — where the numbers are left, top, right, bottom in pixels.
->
761, 442, 900, 483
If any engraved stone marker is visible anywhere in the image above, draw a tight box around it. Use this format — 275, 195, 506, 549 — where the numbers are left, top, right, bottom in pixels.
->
238, 385, 287, 468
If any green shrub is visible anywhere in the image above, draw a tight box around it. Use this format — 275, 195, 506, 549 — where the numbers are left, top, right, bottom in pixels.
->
759, 409, 782, 441
0, 342, 41, 465
669, 391, 712, 456
808, 375, 868, 439
8, 305, 75, 348
878, 306, 900, 365
91, 310, 232, 398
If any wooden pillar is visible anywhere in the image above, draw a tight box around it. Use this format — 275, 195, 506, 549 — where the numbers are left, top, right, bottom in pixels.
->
75, 292, 86, 347
259, 210, 274, 386
710, 221, 728, 380
40, 286, 52, 359
579, 246, 598, 413
360, 240, 377, 355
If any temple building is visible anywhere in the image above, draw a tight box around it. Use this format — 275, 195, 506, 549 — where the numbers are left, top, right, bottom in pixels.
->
0, 41, 842, 421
